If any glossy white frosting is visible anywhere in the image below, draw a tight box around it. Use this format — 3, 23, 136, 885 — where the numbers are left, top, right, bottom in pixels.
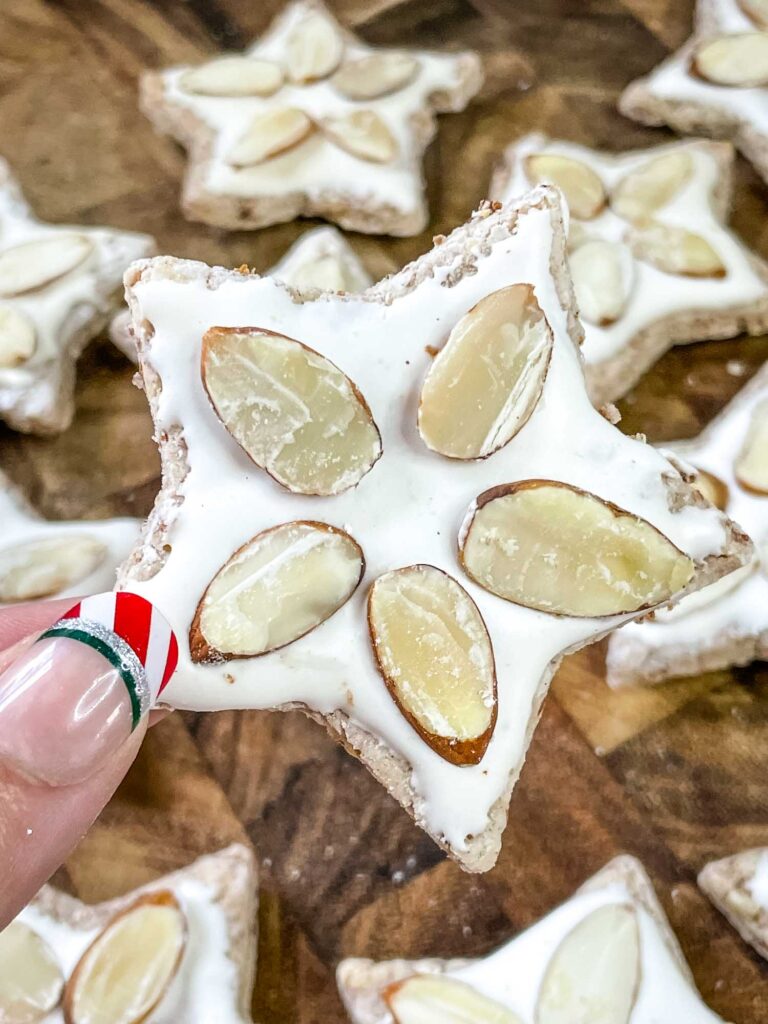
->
0, 472, 140, 601
747, 851, 768, 909
640, 0, 768, 135
494, 134, 768, 368
154, 0, 478, 222
610, 362, 768, 674
339, 860, 726, 1024
110, 226, 372, 362
0, 159, 154, 427
124, 193, 735, 853
17, 876, 247, 1024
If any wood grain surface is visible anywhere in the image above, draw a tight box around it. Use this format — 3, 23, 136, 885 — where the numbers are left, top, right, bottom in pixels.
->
1, 1, 768, 1020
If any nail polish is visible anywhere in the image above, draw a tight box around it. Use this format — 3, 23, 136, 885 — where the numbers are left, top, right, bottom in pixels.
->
0, 592, 178, 787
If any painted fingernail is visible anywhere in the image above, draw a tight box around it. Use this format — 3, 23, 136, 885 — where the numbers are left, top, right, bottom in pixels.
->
0, 593, 178, 787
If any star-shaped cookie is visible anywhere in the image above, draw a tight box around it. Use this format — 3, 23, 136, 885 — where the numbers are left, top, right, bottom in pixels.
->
0, 469, 140, 604
0, 844, 257, 1023
140, 0, 483, 235
0, 159, 154, 435
492, 134, 768, 404
620, 0, 768, 186
120, 189, 749, 872
337, 855, 727, 1023
608, 362, 768, 687
699, 846, 768, 961
110, 226, 372, 362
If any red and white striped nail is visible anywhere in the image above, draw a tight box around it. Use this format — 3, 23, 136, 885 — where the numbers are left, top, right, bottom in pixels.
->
0, 592, 178, 787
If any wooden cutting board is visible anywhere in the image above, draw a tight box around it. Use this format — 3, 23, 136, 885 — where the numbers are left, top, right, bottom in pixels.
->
1, 1, 767, 1020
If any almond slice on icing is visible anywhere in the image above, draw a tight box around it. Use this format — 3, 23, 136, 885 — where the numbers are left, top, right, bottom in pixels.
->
524, 154, 606, 220
628, 222, 726, 278
536, 904, 640, 1024
179, 56, 284, 96
332, 52, 420, 99
385, 975, 522, 1024
460, 481, 695, 617
611, 151, 694, 222
569, 239, 633, 326
63, 892, 186, 1024
0, 305, 36, 368
693, 467, 729, 510
320, 111, 398, 163
285, 254, 352, 293
190, 521, 364, 662
368, 565, 497, 766
739, 0, 768, 28
286, 10, 344, 83
202, 326, 382, 495
735, 398, 768, 493
0, 921, 64, 1024
0, 235, 93, 298
692, 32, 768, 87
227, 108, 313, 167
418, 284, 553, 460
0, 535, 108, 602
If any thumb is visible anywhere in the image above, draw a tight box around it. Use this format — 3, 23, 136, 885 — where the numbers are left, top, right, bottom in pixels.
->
0, 593, 177, 925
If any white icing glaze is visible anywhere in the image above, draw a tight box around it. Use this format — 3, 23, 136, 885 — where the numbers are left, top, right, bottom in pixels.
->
156, 0, 478, 220
747, 851, 768, 908
495, 134, 768, 367
340, 863, 725, 1023
641, 0, 768, 135
0, 471, 140, 601
0, 159, 154, 427
124, 194, 734, 853
611, 362, 768, 671
17, 877, 248, 1023
270, 225, 373, 292
448, 882, 724, 1022
110, 226, 371, 362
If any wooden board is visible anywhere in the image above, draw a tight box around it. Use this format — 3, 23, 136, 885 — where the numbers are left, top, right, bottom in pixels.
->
1, 1, 767, 1020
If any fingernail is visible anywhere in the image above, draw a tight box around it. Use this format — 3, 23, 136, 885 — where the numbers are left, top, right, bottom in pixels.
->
0, 593, 178, 786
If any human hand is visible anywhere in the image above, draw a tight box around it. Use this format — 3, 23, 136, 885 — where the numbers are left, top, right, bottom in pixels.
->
0, 594, 174, 927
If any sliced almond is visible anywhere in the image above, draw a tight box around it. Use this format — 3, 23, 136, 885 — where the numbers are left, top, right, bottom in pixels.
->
692, 32, 768, 87
524, 154, 606, 220
418, 285, 553, 460
201, 326, 382, 495
460, 481, 695, 617
735, 398, 768, 493
63, 892, 186, 1024
0, 921, 64, 1024
332, 52, 420, 100
628, 222, 726, 278
611, 151, 694, 222
385, 975, 522, 1024
536, 904, 640, 1024
693, 467, 729, 510
0, 235, 93, 298
0, 535, 108, 602
739, 0, 768, 28
569, 239, 633, 326
655, 556, 757, 621
368, 565, 497, 766
179, 56, 284, 97
286, 10, 344, 83
227, 108, 313, 167
190, 521, 364, 662
320, 110, 397, 163
0, 304, 36, 368
285, 254, 351, 293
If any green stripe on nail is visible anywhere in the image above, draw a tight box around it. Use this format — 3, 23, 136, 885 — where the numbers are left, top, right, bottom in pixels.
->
38, 625, 144, 730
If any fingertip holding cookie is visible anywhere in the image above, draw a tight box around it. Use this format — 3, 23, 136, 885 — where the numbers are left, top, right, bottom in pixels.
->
0, 592, 178, 787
